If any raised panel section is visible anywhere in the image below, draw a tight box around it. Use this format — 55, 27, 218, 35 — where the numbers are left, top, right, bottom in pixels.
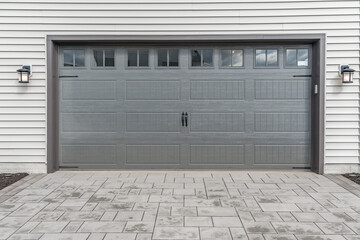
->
255, 80, 309, 99
126, 145, 180, 164
190, 113, 245, 132
62, 113, 116, 132
254, 145, 310, 164
126, 80, 180, 100
190, 145, 245, 164
190, 80, 245, 100
126, 113, 179, 132
255, 113, 309, 132
62, 80, 116, 100
62, 145, 116, 164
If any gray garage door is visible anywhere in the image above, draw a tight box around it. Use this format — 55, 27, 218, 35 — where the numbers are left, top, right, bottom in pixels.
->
58, 44, 311, 169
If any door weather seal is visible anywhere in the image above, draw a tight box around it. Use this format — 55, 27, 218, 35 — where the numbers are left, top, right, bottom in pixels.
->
292, 167, 311, 169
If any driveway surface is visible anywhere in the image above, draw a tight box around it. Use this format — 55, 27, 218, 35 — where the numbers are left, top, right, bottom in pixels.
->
0, 171, 359, 240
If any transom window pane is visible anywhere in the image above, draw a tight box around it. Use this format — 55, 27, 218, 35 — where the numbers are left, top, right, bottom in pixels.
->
64, 50, 85, 67
221, 50, 231, 67
94, 49, 115, 67
255, 49, 278, 67
104, 50, 115, 67
139, 50, 149, 67
127, 50, 137, 67
221, 49, 243, 67
286, 49, 297, 66
169, 49, 179, 67
255, 49, 266, 66
232, 50, 243, 67
267, 50, 278, 66
286, 49, 309, 67
191, 49, 213, 67
298, 49, 309, 66
202, 49, 213, 67
74, 50, 85, 67
157, 49, 167, 67
64, 50, 73, 67
127, 49, 149, 67
191, 50, 201, 67
94, 50, 104, 67
157, 49, 179, 67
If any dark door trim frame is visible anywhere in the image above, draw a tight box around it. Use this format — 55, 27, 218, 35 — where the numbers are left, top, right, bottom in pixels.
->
46, 34, 326, 174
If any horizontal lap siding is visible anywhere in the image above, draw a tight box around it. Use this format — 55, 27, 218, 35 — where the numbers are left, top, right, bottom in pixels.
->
0, 0, 358, 171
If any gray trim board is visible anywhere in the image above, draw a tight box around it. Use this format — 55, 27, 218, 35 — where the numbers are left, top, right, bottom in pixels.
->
46, 34, 326, 174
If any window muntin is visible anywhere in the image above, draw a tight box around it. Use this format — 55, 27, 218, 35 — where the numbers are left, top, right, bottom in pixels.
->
127, 49, 149, 67
93, 49, 115, 67
63, 50, 85, 67
255, 49, 278, 67
191, 49, 213, 67
221, 49, 243, 67
157, 49, 179, 67
286, 49, 309, 67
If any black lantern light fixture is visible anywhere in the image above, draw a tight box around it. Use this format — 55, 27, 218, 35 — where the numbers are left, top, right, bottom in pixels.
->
16, 65, 31, 83
339, 64, 355, 84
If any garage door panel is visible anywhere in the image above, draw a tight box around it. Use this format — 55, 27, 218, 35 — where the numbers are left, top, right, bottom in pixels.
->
254, 144, 310, 164
62, 113, 117, 132
255, 79, 310, 99
61, 145, 117, 164
62, 80, 116, 100
126, 113, 180, 133
190, 145, 245, 164
61, 101, 118, 113
126, 80, 180, 100
126, 145, 180, 164
190, 80, 245, 100
254, 112, 310, 132
190, 113, 245, 132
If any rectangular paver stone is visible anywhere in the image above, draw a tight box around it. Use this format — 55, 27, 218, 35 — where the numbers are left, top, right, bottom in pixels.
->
153, 227, 199, 239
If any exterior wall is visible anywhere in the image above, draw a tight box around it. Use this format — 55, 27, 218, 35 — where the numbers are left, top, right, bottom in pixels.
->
0, 0, 358, 174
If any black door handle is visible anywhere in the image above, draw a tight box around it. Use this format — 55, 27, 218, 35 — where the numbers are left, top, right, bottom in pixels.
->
181, 112, 185, 127
185, 112, 188, 127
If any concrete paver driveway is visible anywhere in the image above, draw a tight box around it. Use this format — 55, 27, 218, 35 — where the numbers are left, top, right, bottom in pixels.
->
0, 171, 359, 240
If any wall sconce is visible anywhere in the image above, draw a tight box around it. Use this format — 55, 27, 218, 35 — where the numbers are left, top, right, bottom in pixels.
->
339, 64, 355, 83
16, 65, 32, 83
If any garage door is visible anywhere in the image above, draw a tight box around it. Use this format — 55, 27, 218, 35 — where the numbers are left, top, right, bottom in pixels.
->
58, 44, 312, 169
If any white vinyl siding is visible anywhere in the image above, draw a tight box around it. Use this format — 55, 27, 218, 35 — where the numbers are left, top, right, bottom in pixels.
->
0, 0, 358, 173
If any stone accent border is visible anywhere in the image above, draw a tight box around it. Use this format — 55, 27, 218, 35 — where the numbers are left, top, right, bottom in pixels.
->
325, 174, 360, 197
0, 174, 46, 203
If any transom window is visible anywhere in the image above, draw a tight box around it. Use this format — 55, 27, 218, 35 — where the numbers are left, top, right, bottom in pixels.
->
255, 49, 278, 67
191, 49, 213, 67
127, 49, 149, 67
221, 49, 244, 67
157, 49, 179, 67
63, 50, 85, 67
286, 49, 309, 67
93, 49, 115, 67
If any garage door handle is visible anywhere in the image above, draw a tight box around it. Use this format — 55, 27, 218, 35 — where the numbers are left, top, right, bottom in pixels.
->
59, 75, 79, 78
185, 112, 188, 127
181, 112, 185, 127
